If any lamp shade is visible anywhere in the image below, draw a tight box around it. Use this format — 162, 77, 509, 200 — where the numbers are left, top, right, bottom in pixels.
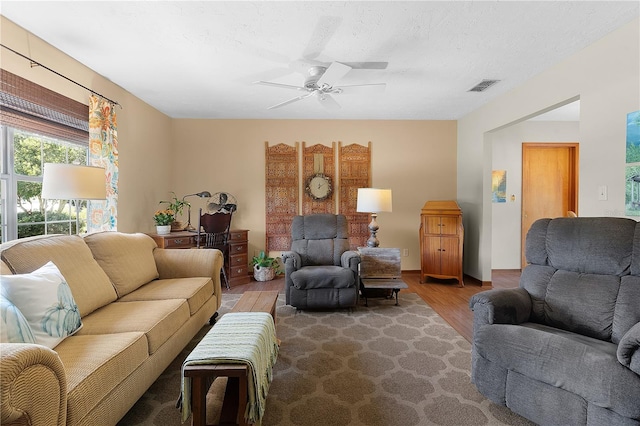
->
356, 188, 393, 213
42, 163, 107, 200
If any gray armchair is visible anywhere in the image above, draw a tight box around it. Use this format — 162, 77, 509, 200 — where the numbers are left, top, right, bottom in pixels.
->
282, 214, 360, 309
469, 217, 640, 425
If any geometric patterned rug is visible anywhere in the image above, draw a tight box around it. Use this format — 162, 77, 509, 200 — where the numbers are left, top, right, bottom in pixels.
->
118, 293, 534, 426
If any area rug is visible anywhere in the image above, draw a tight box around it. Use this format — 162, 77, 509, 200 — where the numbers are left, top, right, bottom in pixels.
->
118, 293, 533, 426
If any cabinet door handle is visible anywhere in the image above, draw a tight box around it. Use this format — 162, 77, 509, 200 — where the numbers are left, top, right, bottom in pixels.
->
173, 239, 183, 244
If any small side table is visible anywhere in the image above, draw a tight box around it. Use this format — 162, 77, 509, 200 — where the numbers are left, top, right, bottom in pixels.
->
358, 247, 408, 306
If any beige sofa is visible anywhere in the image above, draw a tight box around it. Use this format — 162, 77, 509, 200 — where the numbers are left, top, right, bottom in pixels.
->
0, 232, 223, 426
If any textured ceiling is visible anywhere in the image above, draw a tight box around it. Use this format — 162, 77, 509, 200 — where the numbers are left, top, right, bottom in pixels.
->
2, 1, 638, 120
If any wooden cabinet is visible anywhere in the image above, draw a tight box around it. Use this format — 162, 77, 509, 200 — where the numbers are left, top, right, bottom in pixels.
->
227, 229, 250, 286
419, 200, 464, 287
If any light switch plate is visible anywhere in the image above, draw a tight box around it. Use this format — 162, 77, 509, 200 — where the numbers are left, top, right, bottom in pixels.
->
598, 185, 608, 201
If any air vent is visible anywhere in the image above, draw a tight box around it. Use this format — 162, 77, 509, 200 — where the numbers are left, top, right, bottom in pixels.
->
468, 79, 500, 92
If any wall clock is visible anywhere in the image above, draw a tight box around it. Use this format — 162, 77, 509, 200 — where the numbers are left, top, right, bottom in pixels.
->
305, 173, 333, 201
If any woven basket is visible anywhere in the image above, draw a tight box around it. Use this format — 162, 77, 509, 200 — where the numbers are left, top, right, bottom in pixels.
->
253, 265, 275, 282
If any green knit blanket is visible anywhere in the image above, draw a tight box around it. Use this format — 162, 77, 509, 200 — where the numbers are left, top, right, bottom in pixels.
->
178, 312, 279, 424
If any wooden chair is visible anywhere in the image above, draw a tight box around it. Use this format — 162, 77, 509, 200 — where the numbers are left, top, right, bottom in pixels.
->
197, 208, 232, 289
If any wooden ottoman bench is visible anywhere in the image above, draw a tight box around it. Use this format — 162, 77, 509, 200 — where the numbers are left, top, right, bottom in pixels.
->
179, 312, 278, 426
230, 290, 278, 323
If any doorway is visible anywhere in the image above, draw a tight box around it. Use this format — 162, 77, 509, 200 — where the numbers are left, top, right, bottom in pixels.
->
521, 142, 579, 267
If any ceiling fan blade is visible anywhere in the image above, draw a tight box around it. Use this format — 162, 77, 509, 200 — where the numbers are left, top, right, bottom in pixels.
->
267, 92, 315, 109
253, 81, 306, 91
334, 83, 387, 94
316, 62, 352, 88
340, 62, 389, 70
316, 93, 341, 110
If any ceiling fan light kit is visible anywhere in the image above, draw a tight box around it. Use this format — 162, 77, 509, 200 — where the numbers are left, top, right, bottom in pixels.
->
254, 61, 386, 110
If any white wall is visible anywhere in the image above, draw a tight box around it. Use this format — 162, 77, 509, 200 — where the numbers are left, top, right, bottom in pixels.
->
459, 17, 640, 282
490, 121, 579, 269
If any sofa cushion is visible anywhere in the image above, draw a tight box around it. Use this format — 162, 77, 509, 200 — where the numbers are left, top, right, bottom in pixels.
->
0, 293, 35, 344
55, 332, 148, 425
544, 217, 635, 275
0, 234, 117, 317
0, 262, 82, 348
475, 322, 640, 419
83, 232, 159, 297
521, 264, 623, 341
291, 265, 355, 289
117, 277, 213, 315
76, 299, 189, 354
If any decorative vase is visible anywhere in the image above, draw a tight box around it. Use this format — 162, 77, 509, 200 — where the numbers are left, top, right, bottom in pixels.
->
156, 225, 171, 235
253, 265, 275, 282
171, 221, 183, 232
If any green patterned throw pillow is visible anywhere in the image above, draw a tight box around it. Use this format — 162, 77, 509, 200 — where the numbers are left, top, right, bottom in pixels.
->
1, 261, 82, 348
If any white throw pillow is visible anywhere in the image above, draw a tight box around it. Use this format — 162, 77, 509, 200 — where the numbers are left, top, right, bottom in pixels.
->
0, 293, 35, 344
1, 261, 82, 348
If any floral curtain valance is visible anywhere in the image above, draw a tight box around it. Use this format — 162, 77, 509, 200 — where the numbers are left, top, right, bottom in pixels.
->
87, 95, 118, 232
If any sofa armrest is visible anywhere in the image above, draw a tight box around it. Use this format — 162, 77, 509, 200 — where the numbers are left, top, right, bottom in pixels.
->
341, 250, 361, 273
1, 343, 67, 426
618, 322, 640, 375
153, 248, 224, 306
281, 251, 301, 271
281, 251, 301, 305
469, 288, 532, 328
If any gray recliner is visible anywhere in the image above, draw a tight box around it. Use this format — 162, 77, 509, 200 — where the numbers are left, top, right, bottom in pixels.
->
282, 214, 361, 309
470, 217, 640, 425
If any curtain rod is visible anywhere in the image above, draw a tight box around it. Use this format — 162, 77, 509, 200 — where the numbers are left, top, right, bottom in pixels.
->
1, 43, 122, 108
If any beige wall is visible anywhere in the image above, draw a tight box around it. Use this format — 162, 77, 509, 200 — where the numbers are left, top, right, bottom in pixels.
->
459, 17, 640, 281
1, 16, 174, 233
170, 119, 457, 270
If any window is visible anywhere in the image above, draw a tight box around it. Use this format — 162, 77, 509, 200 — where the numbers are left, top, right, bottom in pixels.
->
1, 127, 90, 241
0, 69, 89, 242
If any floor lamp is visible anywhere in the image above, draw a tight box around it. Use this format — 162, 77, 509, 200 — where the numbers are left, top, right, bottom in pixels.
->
42, 163, 107, 234
183, 191, 212, 231
356, 188, 393, 247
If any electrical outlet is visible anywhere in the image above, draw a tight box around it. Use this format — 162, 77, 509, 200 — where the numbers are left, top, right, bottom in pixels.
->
403, 248, 409, 257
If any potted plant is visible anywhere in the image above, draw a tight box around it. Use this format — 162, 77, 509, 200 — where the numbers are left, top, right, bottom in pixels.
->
251, 250, 281, 282
153, 209, 174, 234
159, 192, 189, 231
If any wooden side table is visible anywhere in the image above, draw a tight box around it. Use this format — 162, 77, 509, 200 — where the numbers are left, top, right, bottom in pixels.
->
358, 247, 408, 306
148, 229, 251, 287
148, 230, 198, 249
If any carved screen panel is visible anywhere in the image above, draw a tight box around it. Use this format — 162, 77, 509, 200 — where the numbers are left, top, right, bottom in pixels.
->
265, 142, 299, 252
302, 142, 335, 215
339, 142, 371, 250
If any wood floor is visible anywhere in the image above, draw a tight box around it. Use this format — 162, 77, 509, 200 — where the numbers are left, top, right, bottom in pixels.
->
224, 270, 522, 342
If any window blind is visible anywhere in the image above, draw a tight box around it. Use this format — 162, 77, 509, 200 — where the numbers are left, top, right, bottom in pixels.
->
0, 69, 89, 145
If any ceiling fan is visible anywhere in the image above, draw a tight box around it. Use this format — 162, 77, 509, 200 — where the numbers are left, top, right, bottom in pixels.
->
253, 61, 386, 110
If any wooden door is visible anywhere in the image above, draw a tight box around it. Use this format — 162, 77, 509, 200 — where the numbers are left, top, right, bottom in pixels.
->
521, 143, 578, 267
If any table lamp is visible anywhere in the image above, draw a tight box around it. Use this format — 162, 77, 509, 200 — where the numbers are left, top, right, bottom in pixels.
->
42, 163, 107, 234
356, 188, 393, 247
183, 191, 212, 231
